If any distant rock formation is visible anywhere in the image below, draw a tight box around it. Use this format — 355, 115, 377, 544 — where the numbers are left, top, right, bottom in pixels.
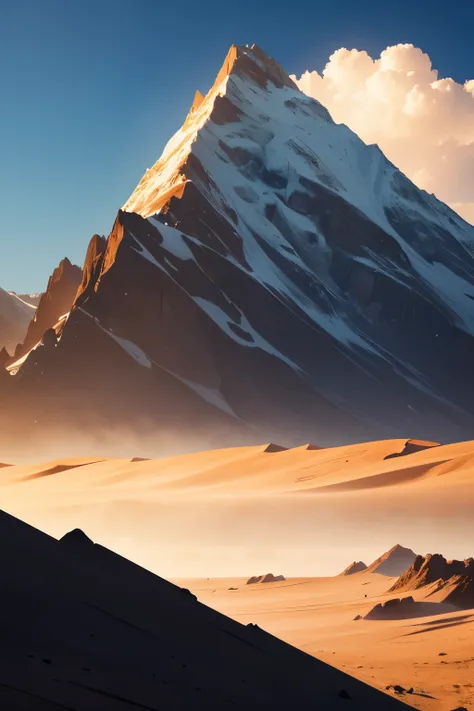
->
364, 597, 416, 620
340, 561, 368, 576
389, 553, 474, 608
366, 545, 417, 577
363, 593, 458, 620
246, 573, 286, 584
262, 443, 288, 453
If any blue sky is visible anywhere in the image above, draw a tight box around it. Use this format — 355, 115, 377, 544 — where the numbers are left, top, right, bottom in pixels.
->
1, 0, 473, 292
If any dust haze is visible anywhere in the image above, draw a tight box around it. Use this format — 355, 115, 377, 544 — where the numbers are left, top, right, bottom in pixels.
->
0, 421, 251, 464
2, 470, 474, 579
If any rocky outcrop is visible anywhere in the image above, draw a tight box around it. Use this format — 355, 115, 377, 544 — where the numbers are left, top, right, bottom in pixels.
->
362, 595, 456, 620
246, 574, 286, 584
389, 554, 474, 608
364, 596, 415, 619
366, 545, 417, 577
390, 554, 474, 591
340, 561, 368, 576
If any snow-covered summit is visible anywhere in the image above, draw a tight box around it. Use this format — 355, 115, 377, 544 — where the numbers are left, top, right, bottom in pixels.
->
124, 43, 474, 337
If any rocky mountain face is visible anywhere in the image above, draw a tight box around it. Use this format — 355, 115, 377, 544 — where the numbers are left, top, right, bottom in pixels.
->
389, 553, 474, 608
2, 43, 474, 452
74, 233, 107, 305
9, 257, 82, 365
0, 288, 36, 355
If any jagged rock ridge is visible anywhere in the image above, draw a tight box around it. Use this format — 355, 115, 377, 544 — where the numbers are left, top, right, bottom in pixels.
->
389, 553, 474, 608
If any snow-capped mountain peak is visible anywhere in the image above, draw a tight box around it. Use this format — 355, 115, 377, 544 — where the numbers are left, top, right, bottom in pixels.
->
124, 44, 392, 227
124, 43, 474, 341
3, 44, 474, 453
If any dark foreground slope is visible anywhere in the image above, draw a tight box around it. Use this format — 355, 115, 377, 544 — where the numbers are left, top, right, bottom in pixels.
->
0, 511, 407, 710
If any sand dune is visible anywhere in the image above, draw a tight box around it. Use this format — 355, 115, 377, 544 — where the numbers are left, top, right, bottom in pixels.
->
3, 437, 474, 497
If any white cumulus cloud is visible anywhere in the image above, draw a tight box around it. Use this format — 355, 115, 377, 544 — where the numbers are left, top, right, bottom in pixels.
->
291, 44, 474, 226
